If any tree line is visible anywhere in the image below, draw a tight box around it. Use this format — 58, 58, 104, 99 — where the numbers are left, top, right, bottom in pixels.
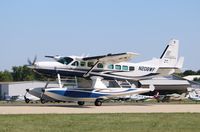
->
176, 70, 200, 82
0, 65, 45, 82
0, 66, 200, 82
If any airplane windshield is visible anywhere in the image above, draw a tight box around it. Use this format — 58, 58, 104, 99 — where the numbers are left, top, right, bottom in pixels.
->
58, 57, 73, 65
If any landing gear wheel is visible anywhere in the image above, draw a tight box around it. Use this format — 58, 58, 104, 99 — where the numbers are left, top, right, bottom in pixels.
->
40, 99, 46, 104
77, 101, 85, 106
25, 98, 30, 104
95, 99, 102, 106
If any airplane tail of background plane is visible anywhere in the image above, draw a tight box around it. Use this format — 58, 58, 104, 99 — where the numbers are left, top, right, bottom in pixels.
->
160, 39, 179, 66
158, 39, 184, 75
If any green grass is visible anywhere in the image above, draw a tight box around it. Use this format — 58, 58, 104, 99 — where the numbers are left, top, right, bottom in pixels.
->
0, 113, 200, 132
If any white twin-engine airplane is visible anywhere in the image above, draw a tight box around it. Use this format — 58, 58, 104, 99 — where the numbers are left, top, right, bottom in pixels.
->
28, 39, 184, 81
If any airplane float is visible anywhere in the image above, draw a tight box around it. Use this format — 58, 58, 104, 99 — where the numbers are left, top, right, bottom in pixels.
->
27, 39, 184, 82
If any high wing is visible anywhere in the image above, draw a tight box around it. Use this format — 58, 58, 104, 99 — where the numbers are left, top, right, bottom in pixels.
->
82, 52, 138, 77
82, 52, 138, 63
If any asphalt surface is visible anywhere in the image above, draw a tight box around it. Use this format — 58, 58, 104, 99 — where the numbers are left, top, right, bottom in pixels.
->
0, 103, 200, 114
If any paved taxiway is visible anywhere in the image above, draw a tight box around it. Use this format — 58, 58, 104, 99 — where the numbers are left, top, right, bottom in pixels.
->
0, 104, 200, 114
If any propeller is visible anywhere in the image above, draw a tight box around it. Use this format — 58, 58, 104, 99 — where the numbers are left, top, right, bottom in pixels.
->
27, 55, 37, 66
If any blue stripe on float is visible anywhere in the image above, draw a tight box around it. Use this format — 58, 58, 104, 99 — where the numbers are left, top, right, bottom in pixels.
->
48, 90, 108, 98
47, 88, 137, 98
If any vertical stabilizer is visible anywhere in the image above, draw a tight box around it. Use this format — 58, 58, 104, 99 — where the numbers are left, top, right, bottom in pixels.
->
160, 39, 179, 67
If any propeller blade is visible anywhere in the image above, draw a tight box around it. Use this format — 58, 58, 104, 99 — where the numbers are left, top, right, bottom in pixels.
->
27, 58, 32, 65
27, 55, 37, 66
45, 55, 54, 58
33, 55, 37, 65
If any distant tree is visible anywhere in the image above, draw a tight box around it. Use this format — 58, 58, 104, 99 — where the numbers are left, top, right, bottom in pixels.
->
33, 72, 46, 81
0, 65, 46, 82
12, 66, 35, 81
197, 70, 200, 75
183, 70, 196, 76
174, 73, 184, 77
0, 70, 13, 82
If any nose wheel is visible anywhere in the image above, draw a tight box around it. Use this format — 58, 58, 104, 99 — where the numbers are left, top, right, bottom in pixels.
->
40, 98, 46, 104
40, 88, 46, 104
24, 90, 30, 104
24, 97, 30, 104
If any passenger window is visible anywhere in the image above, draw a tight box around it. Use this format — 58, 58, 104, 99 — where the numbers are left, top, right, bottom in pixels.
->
122, 66, 128, 71
129, 66, 135, 71
108, 64, 114, 69
87, 62, 94, 67
80, 61, 86, 67
115, 65, 121, 70
71, 61, 79, 66
97, 63, 104, 68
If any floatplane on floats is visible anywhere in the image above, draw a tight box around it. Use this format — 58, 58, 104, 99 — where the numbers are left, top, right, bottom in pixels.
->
28, 39, 184, 81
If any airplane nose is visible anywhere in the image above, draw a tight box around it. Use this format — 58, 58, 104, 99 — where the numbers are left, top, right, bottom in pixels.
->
28, 61, 65, 69
27, 62, 38, 69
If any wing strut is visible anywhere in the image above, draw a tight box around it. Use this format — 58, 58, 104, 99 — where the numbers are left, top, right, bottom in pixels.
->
57, 73, 62, 88
83, 60, 100, 77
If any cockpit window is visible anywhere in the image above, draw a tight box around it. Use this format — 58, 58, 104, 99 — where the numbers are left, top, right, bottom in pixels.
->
58, 57, 73, 65
71, 61, 79, 66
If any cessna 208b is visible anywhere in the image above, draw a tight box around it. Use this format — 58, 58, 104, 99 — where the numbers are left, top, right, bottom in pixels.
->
28, 39, 184, 81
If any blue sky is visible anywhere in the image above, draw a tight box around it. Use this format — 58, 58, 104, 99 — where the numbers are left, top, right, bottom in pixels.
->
0, 0, 199, 71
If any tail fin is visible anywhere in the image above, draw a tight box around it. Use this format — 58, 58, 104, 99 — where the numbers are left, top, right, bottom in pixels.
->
160, 39, 179, 66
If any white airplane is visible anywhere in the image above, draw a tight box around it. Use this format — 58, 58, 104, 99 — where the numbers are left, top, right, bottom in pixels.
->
42, 76, 155, 106
28, 39, 184, 81
188, 91, 200, 102
115, 94, 154, 102
154, 92, 186, 102
128, 94, 154, 102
